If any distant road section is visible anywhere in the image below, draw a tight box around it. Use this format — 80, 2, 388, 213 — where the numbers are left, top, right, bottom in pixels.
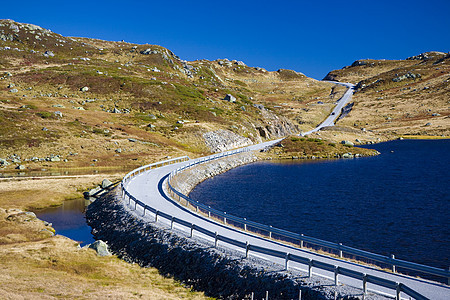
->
301, 81, 354, 136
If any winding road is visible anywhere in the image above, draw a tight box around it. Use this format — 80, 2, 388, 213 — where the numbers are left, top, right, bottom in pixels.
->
123, 82, 449, 299
302, 82, 354, 135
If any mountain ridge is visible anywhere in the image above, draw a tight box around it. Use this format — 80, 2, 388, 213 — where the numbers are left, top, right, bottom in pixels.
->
0, 19, 448, 171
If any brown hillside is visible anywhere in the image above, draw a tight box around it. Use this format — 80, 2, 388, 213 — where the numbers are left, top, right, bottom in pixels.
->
324, 51, 450, 137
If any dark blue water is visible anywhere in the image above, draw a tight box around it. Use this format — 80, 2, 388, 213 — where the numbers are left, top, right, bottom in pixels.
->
190, 140, 450, 270
35, 198, 94, 246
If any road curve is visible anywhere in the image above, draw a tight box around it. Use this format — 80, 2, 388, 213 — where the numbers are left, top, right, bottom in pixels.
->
125, 153, 449, 299
123, 82, 449, 299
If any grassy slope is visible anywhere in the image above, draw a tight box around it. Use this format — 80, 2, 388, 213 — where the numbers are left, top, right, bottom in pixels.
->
261, 136, 379, 159
0, 20, 339, 173
0, 208, 209, 299
324, 52, 450, 137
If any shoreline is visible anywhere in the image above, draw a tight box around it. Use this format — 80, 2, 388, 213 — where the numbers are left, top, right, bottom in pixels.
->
86, 189, 378, 299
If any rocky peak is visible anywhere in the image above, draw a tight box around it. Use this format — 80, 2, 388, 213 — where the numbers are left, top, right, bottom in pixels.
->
406, 51, 447, 61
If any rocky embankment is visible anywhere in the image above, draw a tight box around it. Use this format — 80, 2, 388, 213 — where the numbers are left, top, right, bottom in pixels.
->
203, 130, 253, 153
86, 190, 351, 299
172, 152, 258, 195
86, 153, 388, 299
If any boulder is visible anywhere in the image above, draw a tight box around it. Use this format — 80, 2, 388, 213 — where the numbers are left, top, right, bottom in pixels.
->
392, 72, 421, 82
115, 148, 122, 153
101, 179, 112, 189
50, 157, 60, 162
80, 86, 89, 92
0, 158, 9, 166
84, 186, 102, 198
223, 94, 236, 103
88, 240, 111, 256
54, 111, 63, 118
342, 153, 354, 159
341, 140, 354, 147
9, 88, 18, 93
43, 51, 54, 57
16, 164, 25, 170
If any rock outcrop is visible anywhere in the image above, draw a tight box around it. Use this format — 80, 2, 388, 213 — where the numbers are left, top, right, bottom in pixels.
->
255, 108, 299, 139
203, 130, 252, 153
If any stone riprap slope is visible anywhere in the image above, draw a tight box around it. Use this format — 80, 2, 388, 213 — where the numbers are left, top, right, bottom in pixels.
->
171, 152, 258, 195
87, 190, 377, 299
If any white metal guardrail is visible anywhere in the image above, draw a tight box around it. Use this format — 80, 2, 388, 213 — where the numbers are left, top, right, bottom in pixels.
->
120, 150, 448, 300
166, 153, 450, 286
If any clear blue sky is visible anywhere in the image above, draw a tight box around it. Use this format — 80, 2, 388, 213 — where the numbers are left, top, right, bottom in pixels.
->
2, 0, 449, 79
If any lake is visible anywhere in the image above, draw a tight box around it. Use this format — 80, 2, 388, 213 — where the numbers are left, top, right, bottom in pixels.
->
189, 139, 450, 271
35, 198, 94, 246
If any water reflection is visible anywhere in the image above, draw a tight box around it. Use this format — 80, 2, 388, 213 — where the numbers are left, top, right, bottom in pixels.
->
34, 198, 94, 246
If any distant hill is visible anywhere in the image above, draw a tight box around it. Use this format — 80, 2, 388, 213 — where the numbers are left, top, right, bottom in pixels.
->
0, 19, 448, 171
0, 19, 338, 170
324, 52, 449, 137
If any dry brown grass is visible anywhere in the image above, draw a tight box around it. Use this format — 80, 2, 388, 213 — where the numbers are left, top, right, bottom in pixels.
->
0, 236, 211, 299
0, 174, 123, 210
328, 53, 450, 138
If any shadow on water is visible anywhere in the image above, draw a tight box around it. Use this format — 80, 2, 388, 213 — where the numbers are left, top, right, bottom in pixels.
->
34, 198, 95, 246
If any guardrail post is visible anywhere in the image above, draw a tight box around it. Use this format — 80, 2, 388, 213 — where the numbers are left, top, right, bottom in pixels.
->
269, 225, 272, 239
245, 241, 250, 258
208, 206, 211, 218
155, 210, 159, 222
143, 207, 146, 216
171, 217, 174, 229
334, 266, 339, 286
244, 218, 247, 231
190, 223, 194, 238
224, 212, 227, 225
391, 254, 396, 273
395, 283, 401, 300
308, 259, 312, 278
300, 234, 304, 248
285, 252, 290, 271
338, 243, 343, 258
128, 195, 131, 205
265, 290, 268, 300
134, 201, 137, 210
362, 274, 367, 295
196, 201, 199, 212
214, 232, 218, 248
